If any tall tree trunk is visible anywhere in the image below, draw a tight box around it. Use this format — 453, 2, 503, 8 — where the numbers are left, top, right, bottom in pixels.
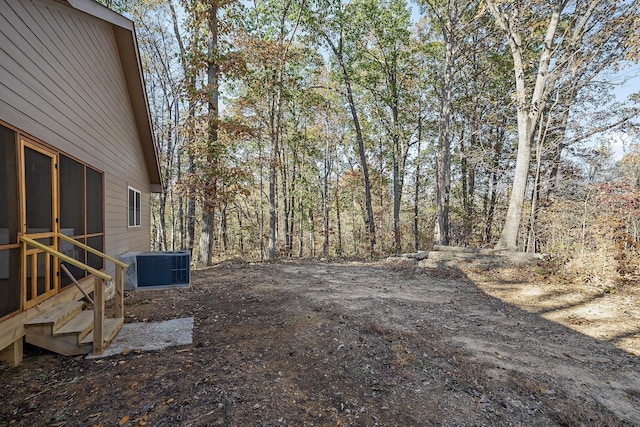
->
281, 145, 291, 256
481, 172, 491, 244
284, 153, 297, 257
487, 0, 564, 250
392, 133, 401, 252
322, 132, 331, 258
199, 210, 213, 264
158, 192, 167, 251
391, 75, 402, 253
460, 139, 470, 245
309, 208, 315, 257
434, 34, 454, 246
159, 99, 174, 252
482, 126, 504, 244
169, 1, 196, 252
237, 207, 244, 253
460, 126, 476, 246
291, 160, 297, 255
174, 98, 184, 250
186, 110, 196, 253
268, 83, 280, 260
335, 171, 343, 256
414, 120, 422, 252
330, 44, 376, 255
220, 205, 228, 251
177, 139, 184, 249
527, 103, 553, 253
268, 2, 294, 260
298, 200, 304, 257
259, 140, 265, 259
199, 0, 220, 266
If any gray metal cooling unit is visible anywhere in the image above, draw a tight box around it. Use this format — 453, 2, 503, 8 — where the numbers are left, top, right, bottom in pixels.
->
136, 251, 190, 287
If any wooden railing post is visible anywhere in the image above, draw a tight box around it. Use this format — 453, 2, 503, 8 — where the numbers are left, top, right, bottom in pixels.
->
21, 234, 127, 355
93, 278, 105, 355
115, 265, 124, 319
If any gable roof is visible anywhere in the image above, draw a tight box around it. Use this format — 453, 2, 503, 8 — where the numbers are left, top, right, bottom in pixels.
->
64, 0, 162, 192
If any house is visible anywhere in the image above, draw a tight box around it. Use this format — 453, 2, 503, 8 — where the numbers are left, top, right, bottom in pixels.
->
0, 0, 161, 366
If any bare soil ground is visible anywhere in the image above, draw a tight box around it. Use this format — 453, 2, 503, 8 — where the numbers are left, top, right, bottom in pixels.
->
1, 259, 640, 426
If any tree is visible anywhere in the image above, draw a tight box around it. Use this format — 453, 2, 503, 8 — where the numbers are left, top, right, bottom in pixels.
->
304, 0, 377, 255
421, 0, 479, 246
169, 0, 197, 251
451, 13, 512, 246
231, 0, 314, 259
96, 0, 639, 261
486, 0, 640, 250
198, 0, 220, 266
354, 0, 417, 252
485, 0, 564, 250
171, 0, 249, 265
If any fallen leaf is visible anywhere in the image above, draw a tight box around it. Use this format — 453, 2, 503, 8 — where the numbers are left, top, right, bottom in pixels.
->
118, 415, 129, 425
165, 397, 174, 404
133, 414, 148, 426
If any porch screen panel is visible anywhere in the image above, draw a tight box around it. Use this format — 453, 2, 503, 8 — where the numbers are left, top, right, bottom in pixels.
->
86, 167, 103, 235
87, 236, 104, 270
60, 241, 87, 288
0, 249, 20, 318
0, 124, 18, 244
59, 155, 87, 287
0, 125, 19, 318
59, 155, 85, 237
24, 148, 53, 233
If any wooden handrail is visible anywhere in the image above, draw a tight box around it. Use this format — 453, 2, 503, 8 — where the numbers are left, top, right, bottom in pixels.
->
20, 236, 111, 281
21, 234, 127, 355
55, 233, 126, 318
58, 233, 127, 268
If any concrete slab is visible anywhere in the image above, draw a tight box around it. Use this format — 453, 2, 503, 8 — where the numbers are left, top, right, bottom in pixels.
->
87, 317, 193, 359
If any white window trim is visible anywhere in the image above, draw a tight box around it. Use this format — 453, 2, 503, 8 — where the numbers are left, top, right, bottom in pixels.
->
128, 186, 141, 228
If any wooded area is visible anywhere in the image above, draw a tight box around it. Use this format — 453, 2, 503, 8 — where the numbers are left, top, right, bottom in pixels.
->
100, 0, 640, 281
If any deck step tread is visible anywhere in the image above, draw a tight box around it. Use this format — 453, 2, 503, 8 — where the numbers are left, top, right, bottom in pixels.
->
25, 301, 84, 327
53, 310, 94, 339
80, 318, 124, 346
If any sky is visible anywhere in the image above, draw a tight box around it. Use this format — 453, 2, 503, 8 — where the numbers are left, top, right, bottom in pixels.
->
608, 68, 640, 161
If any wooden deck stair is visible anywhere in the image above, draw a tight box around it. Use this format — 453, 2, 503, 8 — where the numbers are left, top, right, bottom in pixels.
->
25, 301, 123, 356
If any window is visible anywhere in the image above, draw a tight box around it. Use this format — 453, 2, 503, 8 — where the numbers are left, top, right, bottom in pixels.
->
128, 187, 141, 227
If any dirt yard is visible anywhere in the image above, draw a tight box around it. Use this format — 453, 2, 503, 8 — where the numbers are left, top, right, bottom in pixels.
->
1, 259, 640, 426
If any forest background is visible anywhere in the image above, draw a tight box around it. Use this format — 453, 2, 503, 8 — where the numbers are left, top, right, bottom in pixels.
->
100, 0, 640, 285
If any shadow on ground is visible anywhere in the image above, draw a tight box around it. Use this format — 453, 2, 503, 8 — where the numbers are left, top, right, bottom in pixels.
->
1, 259, 638, 426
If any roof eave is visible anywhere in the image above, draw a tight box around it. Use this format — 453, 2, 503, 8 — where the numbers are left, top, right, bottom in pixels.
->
65, 0, 163, 192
